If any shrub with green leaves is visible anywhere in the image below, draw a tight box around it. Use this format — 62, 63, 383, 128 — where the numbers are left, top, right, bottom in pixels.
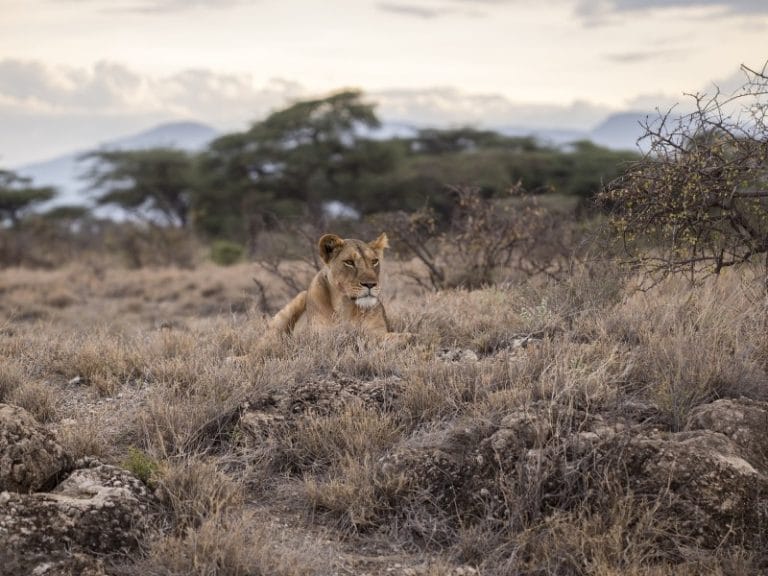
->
210, 240, 245, 266
123, 446, 160, 486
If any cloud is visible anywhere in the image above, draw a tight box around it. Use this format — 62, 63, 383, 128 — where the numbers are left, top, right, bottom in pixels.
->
0, 60, 145, 112
377, 2, 448, 18
0, 60, 303, 124
54, 0, 256, 13
623, 66, 757, 116
0, 60, 305, 164
604, 49, 682, 64
0, 59, 620, 165
576, 0, 768, 21
371, 87, 612, 130
376, 0, 492, 18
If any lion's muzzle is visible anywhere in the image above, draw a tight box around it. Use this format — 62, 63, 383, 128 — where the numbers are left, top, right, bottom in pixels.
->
353, 295, 379, 309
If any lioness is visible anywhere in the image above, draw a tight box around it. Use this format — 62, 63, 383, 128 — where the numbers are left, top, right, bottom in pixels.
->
269, 232, 391, 335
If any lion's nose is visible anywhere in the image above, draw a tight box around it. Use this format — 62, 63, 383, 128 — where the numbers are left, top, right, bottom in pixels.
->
360, 281, 377, 290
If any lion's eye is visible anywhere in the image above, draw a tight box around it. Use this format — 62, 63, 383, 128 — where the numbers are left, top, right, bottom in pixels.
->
371, 259, 379, 267
343, 259, 355, 268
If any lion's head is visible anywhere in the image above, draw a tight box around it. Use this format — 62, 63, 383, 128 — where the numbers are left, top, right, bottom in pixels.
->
318, 232, 389, 309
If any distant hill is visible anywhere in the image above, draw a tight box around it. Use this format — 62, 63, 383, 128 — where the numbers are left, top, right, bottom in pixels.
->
106, 121, 219, 151
589, 112, 650, 151
17, 121, 218, 208
497, 125, 589, 146
497, 112, 650, 151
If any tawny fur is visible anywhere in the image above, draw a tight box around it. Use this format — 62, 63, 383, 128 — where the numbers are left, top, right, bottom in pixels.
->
268, 233, 390, 336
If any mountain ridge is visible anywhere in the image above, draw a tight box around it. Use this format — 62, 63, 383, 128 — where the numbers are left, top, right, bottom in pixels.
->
17, 121, 219, 208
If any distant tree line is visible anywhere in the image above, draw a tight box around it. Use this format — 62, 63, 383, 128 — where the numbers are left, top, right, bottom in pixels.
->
72, 90, 635, 243
2, 89, 640, 266
3, 74, 766, 292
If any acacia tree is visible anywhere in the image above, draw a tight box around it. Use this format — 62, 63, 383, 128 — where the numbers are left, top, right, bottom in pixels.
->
600, 64, 768, 290
197, 89, 398, 244
0, 169, 56, 226
83, 148, 196, 227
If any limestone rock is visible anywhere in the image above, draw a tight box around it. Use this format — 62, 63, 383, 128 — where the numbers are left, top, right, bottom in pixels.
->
240, 373, 404, 442
437, 348, 479, 362
0, 462, 156, 570
28, 553, 106, 576
284, 374, 404, 416
0, 403, 72, 492
376, 399, 768, 549
566, 428, 768, 548
685, 397, 768, 471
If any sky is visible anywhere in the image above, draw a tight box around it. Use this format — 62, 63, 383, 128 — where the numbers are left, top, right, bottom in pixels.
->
1, 0, 767, 165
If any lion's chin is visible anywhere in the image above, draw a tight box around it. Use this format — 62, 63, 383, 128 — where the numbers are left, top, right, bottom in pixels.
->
353, 296, 379, 310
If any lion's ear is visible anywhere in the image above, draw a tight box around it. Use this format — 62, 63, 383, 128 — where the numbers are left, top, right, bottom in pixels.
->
318, 234, 345, 264
369, 233, 389, 255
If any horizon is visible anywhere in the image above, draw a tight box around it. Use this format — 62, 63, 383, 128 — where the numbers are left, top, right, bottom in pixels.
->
2, 0, 767, 165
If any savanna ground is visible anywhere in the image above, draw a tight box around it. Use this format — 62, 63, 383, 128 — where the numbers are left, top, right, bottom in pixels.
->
1, 251, 768, 575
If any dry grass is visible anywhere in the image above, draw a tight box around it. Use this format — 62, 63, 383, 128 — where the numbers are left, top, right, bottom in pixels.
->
128, 512, 322, 576
2, 258, 767, 575
6, 380, 60, 423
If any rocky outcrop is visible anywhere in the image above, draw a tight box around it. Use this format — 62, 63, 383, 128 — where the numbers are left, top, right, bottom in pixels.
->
240, 373, 404, 447
0, 404, 157, 573
1, 461, 156, 559
375, 399, 768, 549
3, 552, 108, 576
238, 376, 768, 552
573, 429, 768, 548
685, 397, 768, 470
0, 403, 72, 492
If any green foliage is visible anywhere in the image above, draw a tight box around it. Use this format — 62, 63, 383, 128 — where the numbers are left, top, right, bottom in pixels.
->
69, 92, 638, 248
82, 148, 197, 227
123, 446, 160, 486
195, 89, 397, 243
210, 240, 245, 266
42, 205, 90, 221
352, 136, 637, 218
0, 169, 56, 226
411, 127, 537, 155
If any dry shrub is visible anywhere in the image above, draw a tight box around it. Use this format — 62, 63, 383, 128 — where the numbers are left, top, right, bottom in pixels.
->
156, 457, 243, 531
7, 381, 59, 422
133, 514, 317, 576
0, 360, 24, 401
56, 415, 111, 460
401, 359, 491, 425
3, 252, 768, 576
528, 339, 627, 410
131, 322, 262, 457
106, 224, 200, 269
607, 274, 767, 429
408, 287, 529, 352
140, 379, 245, 458
47, 330, 146, 396
542, 259, 627, 322
505, 500, 679, 576
498, 500, 760, 576
284, 401, 400, 473
304, 455, 408, 532
44, 288, 79, 309
383, 185, 575, 290
275, 326, 407, 381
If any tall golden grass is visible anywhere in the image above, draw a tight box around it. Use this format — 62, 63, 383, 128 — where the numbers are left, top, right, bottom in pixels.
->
1, 258, 766, 575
